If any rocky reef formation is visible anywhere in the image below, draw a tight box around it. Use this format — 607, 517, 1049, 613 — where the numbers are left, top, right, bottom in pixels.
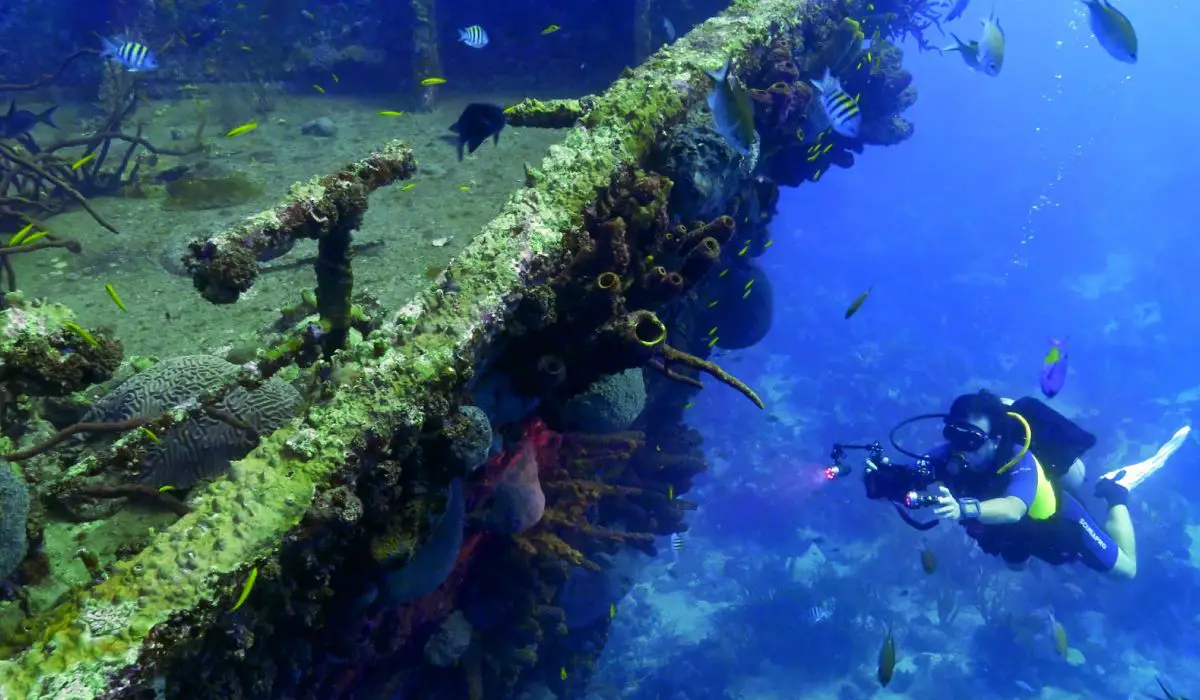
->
0, 0, 916, 697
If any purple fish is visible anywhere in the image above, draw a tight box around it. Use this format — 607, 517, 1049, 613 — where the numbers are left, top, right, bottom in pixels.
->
1039, 338, 1068, 398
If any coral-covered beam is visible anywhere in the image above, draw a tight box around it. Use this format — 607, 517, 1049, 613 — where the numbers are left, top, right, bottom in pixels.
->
183, 140, 416, 304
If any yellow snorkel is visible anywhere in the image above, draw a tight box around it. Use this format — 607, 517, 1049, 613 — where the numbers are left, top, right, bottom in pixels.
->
996, 411, 1032, 474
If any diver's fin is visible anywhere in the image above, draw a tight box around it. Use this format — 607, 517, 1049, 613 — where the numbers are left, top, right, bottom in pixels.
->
1099, 425, 1190, 492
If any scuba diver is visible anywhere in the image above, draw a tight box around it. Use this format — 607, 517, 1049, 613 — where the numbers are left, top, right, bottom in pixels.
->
828, 390, 1190, 580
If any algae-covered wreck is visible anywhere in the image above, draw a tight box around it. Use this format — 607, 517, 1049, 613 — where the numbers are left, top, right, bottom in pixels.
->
0, 0, 916, 697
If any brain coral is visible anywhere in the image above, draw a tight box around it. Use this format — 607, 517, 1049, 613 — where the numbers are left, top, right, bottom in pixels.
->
81, 355, 302, 488
0, 461, 29, 581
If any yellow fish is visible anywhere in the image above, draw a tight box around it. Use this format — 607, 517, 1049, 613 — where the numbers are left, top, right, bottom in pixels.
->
313, 84, 325, 94
7, 223, 34, 246
420, 77, 446, 86
225, 122, 258, 138
157, 484, 174, 492
231, 566, 259, 612
143, 427, 161, 444
541, 24, 561, 35
668, 485, 674, 500
609, 603, 616, 619
400, 183, 417, 191
21, 230, 48, 245
559, 667, 567, 681
240, 44, 252, 52
105, 283, 127, 312
63, 321, 99, 348
378, 110, 406, 117
71, 153, 97, 170
458, 185, 471, 192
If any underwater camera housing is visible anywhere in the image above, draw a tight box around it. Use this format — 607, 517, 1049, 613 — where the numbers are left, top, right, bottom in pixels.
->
826, 441, 939, 510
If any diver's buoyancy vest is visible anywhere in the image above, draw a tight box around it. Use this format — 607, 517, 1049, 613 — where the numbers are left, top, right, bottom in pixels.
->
1001, 396, 1095, 520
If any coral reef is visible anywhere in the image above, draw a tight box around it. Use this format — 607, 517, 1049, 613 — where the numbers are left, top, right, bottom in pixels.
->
0, 461, 30, 581
0, 297, 123, 400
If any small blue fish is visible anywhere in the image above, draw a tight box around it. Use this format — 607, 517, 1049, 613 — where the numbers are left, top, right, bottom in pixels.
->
1040, 338, 1069, 398
101, 38, 158, 72
810, 68, 861, 138
0, 101, 58, 139
945, 0, 971, 23
458, 25, 489, 49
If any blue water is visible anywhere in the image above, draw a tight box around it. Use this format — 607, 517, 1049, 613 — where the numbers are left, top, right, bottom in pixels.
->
608, 2, 1200, 699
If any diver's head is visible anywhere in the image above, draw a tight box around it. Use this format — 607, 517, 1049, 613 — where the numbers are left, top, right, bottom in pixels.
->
943, 390, 1010, 471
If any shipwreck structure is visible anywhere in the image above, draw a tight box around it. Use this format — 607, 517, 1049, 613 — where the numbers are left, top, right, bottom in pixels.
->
0, 0, 917, 697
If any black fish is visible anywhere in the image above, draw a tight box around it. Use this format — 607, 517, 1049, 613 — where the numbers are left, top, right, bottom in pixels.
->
0, 101, 58, 139
449, 103, 506, 161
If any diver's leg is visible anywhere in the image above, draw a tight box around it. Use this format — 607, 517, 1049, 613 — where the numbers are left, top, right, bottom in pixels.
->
1060, 458, 1086, 492
1060, 491, 1133, 579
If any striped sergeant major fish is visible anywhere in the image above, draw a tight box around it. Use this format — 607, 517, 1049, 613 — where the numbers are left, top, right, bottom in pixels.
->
670, 533, 684, 552
101, 38, 158, 72
458, 25, 489, 49
809, 68, 861, 139
805, 604, 832, 624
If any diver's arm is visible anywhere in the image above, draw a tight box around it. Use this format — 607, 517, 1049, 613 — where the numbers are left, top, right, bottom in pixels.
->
974, 495, 1028, 525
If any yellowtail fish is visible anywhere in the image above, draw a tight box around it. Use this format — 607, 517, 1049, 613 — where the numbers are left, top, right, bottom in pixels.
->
810, 68, 861, 138
609, 603, 616, 619
7, 223, 34, 246
668, 484, 674, 500
378, 110, 406, 117
877, 626, 895, 686
71, 153, 97, 170
231, 566, 259, 612
105, 283, 127, 312
420, 77, 446, 86
1080, 0, 1137, 63
844, 286, 871, 319
312, 84, 325, 94
20, 230, 48, 245
225, 122, 258, 138
400, 183, 416, 191
541, 24, 561, 35
559, 667, 567, 681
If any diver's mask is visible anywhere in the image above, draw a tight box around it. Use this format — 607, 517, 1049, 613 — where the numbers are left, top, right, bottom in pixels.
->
941, 421, 992, 453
